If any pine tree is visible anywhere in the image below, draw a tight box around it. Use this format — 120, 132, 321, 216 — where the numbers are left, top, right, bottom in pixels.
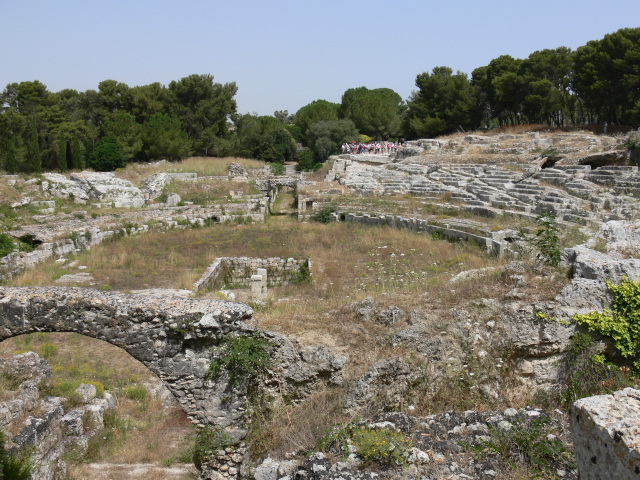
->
72, 133, 83, 170
58, 129, 67, 171
29, 117, 41, 173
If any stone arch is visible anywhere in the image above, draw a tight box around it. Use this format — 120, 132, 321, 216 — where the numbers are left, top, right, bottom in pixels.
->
0, 286, 254, 429
0, 286, 345, 433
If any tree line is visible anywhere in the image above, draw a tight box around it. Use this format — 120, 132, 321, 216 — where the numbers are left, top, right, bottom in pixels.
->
1, 27, 638, 174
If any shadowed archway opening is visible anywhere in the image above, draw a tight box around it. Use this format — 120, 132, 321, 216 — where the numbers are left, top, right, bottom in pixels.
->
0, 332, 195, 480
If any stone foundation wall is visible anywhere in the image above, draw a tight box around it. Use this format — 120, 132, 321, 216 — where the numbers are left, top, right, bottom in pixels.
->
332, 212, 508, 256
194, 257, 310, 291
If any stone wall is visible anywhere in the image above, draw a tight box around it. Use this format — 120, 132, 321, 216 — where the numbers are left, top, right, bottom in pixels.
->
0, 352, 115, 480
193, 257, 310, 291
0, 197, 268, 281
332, 212, 507, 256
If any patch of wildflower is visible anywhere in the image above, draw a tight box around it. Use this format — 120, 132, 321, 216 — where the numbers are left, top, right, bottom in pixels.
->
351, 425, 412, 467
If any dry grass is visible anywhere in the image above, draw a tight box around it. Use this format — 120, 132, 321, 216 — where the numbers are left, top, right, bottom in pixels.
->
248, 388, 349, 459
7, 220, 509, 378
163, 178, 259, 204
0, 182, 24, 205
116, 156, 265, 185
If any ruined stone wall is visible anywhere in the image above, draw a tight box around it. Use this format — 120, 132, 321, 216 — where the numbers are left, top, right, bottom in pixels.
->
193, 257, 310, 291
0, 352, 116, 480
0, 198, 268, 281
336, 212, 507, 256
0, 287, 343, 435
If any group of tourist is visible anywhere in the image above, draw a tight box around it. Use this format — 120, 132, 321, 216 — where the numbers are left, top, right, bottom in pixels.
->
342, 141, 401, 155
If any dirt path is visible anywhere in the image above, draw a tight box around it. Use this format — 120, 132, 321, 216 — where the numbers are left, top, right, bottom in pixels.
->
69, 463, 195, 479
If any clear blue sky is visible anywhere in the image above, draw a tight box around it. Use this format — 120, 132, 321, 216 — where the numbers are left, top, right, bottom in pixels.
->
2, 0, 639, 116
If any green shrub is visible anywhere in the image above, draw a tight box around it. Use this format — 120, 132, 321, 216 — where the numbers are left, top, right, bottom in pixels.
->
311, 205, 337, 223
0, 233, 15, 257
316, 422, 412, 467
124, 385, 148, 401
270, 163, 285, 176
351, 426, 412, 467
207, 335, 273, 386
297, 149, 315, 172
290, 260, 312, 285
530, 213, 561, 266
561, 331, 630, 408
89, 137, 126, 172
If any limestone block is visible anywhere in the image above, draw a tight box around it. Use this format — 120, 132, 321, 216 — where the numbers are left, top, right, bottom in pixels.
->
61, 409, 85, 436
166, 193, 181, 207
251, 275, 266, 299
571, 388, 640, 479
76, 383, 97, 403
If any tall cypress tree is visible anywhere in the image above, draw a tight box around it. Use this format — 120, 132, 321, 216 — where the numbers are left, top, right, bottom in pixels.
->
6, 137, 17, 174
29, 117, 41, 174
83, 138, 93, 169
72, 133, 83, 170
58, 129, 67, 171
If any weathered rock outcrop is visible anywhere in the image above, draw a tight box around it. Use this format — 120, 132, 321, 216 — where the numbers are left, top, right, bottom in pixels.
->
571, 388, 640, 480
43, 172, 146, 207
503, 220, 640, 384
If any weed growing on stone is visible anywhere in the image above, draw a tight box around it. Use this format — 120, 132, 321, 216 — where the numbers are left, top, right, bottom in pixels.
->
316, 421, 412, 467
560, 331, 632, 409
167, 425, 233, 466
207, 335, 274, 386
464, 416, 575, 478
574, 277, 640, 369
0, 431, 32, 480
289, 259, 312, 285
530, 213, 561, 266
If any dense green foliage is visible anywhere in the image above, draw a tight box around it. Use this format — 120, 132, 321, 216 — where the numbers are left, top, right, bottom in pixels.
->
1, 28, 639, 173
89, 137, 126, 171
207, 335, 273, 386
233, 114, 296, 164
57, 128, 67, 171
306, 119, 358, 162
339, 87, 403, 138
574, 277, 640, 368
0, 233, 15, 257
142, 112, 192, 161
293, 99, 340, 144
406, 66, 478, 138
72, 133, 82, 170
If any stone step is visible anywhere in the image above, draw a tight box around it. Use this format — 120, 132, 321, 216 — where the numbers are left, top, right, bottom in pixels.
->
554, 165, 591, 173
597, 166, 638, 173
613, 186, 640, 197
